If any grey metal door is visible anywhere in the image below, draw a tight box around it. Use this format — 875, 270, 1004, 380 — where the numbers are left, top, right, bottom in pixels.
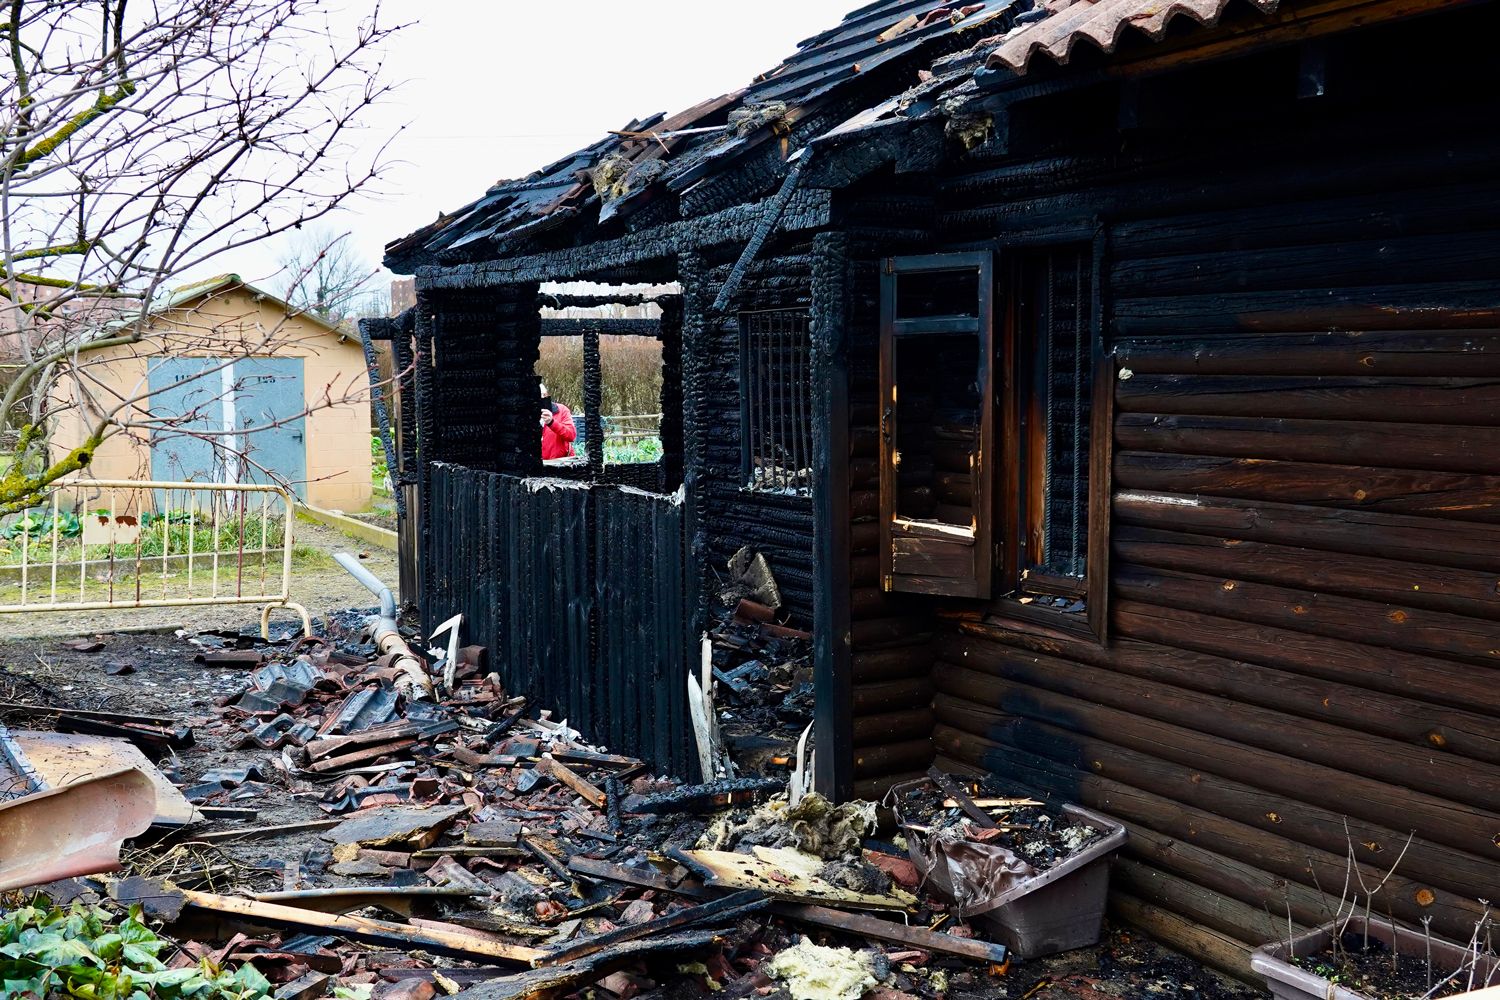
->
147, 357, 227, 483
234, 358, 307, 500
148, 357, 307, 499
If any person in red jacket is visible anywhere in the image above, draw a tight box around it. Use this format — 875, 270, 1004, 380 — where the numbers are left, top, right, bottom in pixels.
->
539, 383, 577, 460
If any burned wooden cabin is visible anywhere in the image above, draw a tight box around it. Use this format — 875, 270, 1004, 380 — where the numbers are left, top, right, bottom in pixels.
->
376, 0, 1500, 975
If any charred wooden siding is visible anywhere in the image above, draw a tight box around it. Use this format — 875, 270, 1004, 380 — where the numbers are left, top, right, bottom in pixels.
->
925, 94, 1500, 971
692, 250, 819, 621
427, 464, 694, 775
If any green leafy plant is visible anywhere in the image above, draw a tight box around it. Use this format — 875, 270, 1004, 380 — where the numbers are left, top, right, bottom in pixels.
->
0, 901, 271, 1000
603, 436, 663, 465
0, 511, 82, 541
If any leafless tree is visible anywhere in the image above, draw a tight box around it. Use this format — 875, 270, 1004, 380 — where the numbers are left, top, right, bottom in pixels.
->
279, 228, 384, 329
0, 0, 402, 512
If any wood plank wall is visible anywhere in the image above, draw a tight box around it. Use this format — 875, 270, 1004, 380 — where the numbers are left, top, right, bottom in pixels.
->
921, 111, 1500, 971
697, 253, 819, 620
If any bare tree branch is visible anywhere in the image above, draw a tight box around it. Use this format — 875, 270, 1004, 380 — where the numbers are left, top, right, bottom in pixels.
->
0, 0, 403, 509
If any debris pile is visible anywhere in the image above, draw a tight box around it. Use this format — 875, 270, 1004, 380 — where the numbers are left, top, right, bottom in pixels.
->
707, 597, 814, 781
0, 587, 1240, 1000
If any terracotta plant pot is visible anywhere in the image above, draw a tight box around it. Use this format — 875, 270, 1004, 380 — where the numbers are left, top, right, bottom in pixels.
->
1251, 916, 1498, 1000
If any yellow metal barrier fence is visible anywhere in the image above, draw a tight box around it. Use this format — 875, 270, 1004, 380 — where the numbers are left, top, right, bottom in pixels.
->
0, 479, 308, 635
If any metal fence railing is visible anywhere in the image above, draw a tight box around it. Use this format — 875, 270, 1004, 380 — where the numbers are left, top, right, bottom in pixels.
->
0, 479, 308, 635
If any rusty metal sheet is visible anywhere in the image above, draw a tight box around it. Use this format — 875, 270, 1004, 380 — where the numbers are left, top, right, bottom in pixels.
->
0, 767, 156, 891
12, 730, 200, 827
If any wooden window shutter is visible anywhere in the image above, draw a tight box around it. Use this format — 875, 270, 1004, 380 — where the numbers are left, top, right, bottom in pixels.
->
878, 252, 996, 599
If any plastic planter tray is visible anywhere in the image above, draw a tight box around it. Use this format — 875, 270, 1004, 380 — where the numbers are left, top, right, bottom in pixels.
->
1250, 916, 1499, 1000
890, 779, 1128, 958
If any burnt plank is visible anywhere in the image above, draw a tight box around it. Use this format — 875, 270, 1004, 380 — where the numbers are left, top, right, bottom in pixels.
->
1111, 600, 1500, 717
1116, 413, 1500, 475
1116, 562, 1500, 667
851, 677, 934, 716
934, 654, 1500, 810
852, 737, 932, 779
1111, 231, 1500, 299
1114, 330, 1500, 377
1111, 281, 1500, 337
1113, 452, 1500, 522
949, 619, 1500, 766
1107, 178, 1500, 260
1115, 374, 1500, 425
938, 713, 1498, 901
851, 647, 931, 681
925, 685, 1500, 861
1113, 491, 1500, 573
851, 708, 934, 747
1112, 525, 1500, 622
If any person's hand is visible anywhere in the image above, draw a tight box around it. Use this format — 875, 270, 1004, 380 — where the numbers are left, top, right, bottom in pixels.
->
540, 408, 554, 426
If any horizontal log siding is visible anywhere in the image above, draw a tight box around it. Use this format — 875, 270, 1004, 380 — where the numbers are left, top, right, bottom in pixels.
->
928, 105, 1500, 971
699, 254, 817, 620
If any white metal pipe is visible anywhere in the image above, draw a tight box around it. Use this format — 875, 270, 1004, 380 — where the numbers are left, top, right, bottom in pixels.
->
332, 552, 432, 699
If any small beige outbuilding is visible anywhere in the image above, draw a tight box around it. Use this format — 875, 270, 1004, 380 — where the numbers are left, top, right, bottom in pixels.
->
48, 275, 373, 512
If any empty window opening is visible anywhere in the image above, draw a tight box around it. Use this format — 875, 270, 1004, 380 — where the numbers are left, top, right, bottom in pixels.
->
741, 309, 813, 495
536, 281, 680, 480
600, 334, 664, 466
536, 337, 585, 465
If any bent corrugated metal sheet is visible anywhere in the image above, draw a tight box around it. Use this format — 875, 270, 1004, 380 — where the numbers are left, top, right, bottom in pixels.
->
0, 767, 156, 891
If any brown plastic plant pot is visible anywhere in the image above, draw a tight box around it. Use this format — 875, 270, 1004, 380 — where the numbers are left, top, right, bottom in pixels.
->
1250, 915, 1499, 1000
889, 778, 1128, 959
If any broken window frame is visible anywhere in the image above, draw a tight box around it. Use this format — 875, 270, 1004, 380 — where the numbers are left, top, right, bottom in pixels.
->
878, 251, 998, 600
739, 308, 814, 496
994, 231, 1110, 640
877, 235, 1111, 637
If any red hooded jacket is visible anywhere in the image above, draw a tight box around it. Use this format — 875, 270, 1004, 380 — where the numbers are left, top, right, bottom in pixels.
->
541, 403, 578, 460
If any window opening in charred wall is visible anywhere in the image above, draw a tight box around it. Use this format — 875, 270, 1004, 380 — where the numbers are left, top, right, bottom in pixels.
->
535, 281, 681, 488
1015, 244, 1094, 599
741, 308, 813, 495
599, 334, 664, 467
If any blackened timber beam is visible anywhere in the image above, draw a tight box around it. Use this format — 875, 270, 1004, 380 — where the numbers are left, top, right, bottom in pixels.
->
418, 190, 830, 290
539, 318, 660, 339
811, 232, 854, 801
678, 252, 714, 758
539, 292, 679, 310
582, 327, 605, 480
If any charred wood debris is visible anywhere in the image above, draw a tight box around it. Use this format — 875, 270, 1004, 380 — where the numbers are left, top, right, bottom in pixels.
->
0, 573, 1167, 1000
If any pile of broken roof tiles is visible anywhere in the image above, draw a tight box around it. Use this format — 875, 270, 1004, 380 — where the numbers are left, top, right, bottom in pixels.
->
0, 606, 1157, 1000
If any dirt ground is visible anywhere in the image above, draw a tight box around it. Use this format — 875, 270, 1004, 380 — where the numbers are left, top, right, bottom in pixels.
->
0, 519, 397, 640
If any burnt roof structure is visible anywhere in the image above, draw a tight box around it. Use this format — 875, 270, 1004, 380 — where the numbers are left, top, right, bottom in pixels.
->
385, 1, 1021, 273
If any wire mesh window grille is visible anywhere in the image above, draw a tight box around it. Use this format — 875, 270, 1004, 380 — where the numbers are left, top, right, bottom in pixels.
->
1024, 245, 1094, 581
741, 309, 813, 495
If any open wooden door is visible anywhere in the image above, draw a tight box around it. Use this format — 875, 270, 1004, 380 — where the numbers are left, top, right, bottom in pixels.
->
878, 252, 995, 598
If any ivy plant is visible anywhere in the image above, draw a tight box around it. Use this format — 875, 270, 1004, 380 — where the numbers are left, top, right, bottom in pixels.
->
0, 902, 271, 1000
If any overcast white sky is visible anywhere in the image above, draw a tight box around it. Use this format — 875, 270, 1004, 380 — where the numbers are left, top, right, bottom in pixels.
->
225, 0, 858, 295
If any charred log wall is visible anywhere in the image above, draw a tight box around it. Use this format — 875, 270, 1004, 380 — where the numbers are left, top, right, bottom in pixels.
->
415, 285, 532, 627
688, 249, 819, 623
924, 60, 1500, 974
